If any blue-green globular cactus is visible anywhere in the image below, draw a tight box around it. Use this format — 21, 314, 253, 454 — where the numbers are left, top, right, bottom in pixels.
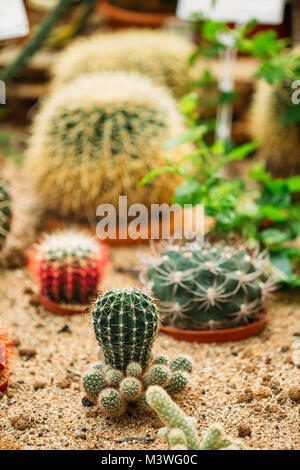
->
145, 242, 273, 330
92, 288, 160, 371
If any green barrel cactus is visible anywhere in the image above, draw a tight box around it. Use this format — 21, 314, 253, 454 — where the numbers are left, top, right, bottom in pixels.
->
52, 29, 194, 97
92, 288, 160, 371
82, 288, 194, 417
144, 241, 272, 330
0, 175, 11, 247
147, 386, 244, 450
26, 71, 185, 220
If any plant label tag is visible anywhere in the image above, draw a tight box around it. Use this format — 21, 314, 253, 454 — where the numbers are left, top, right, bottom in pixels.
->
176, 0, 285, 25
0, 0, 29, 41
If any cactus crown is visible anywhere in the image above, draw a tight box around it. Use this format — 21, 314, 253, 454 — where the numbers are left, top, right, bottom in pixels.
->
0, 176, 10, 246
26, 71, 184, 218
144, 241, 273, 330
34, 229, 108, 304
52, 29, 194, 97
92, 288, 160, 371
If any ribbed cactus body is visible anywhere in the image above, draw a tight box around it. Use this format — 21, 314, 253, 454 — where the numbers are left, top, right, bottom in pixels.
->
52, 30, 194, 97
147, 386, 244, 450
146, 386, 201, 450
26, 72, 185, 219
92, 288, 159, 371
145, 242, 271, 330
33, 230, 108, 304
0, 176, 10, 247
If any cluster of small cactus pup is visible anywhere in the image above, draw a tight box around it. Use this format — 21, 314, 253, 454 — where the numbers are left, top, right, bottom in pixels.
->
82, 288, 193, 417
146, 386, 244, 450
30, 229, 109, 305
0, 174, 11, 248
142, 241, 273, 330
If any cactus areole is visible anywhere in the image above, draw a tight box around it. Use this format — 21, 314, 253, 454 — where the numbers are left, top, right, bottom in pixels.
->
92, 288, 159, 371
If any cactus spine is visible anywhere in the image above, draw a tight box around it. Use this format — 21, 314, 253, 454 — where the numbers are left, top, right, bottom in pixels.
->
144, 241, 272, 330
92, 288, 159, 371
147, 386, 244, 450
26, 72, 185, 220
33, 230, 108, 304
52, 29, 194, 98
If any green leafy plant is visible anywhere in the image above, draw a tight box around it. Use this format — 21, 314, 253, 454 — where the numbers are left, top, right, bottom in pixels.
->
188, 14, 290, 110
140, 125, 300, 287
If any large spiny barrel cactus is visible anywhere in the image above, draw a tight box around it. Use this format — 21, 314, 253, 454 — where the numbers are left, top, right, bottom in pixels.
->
0, 175, 10, 248
30, 229, 109, 305
26, 72, 185, 219
250, 48, 300, 176
51, 29, 194, 97
92, 288, 159, 371
143, 242, 273, 330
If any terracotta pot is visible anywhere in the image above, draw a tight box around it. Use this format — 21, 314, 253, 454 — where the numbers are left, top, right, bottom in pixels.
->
160, 309, 269, 343
97, 1, 176, 27
39, 294, 88, 316
0, 377, 9, 393
44, 214, 179, 246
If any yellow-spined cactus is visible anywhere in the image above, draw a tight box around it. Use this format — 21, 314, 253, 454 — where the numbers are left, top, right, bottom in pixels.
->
250, 49, 300, 176
26, 72, 185, 219
51, 29, 194, 97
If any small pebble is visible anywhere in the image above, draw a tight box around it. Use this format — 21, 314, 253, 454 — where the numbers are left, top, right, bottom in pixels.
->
288, 386, 300, 403
236, 388, 254, 403
33, 380, 47, 390
82, 396, 93, 407
254, 387, 272, 400
238, 423, 251, 437
19, 347, 37, 358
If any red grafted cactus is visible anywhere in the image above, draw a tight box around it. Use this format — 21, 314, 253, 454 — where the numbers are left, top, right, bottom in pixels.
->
30, 230, 109, 304
0, 329, 12, 392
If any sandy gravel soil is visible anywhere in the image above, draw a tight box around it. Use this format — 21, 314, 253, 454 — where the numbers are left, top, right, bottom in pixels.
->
0, 246, 299, 450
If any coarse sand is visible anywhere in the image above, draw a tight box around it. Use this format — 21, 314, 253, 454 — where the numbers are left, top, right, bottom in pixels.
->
0, 246, 299, 450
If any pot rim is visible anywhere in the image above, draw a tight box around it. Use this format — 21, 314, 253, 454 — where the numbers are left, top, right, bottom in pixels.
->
98, 1, 176, 25
159, 308, 269, 343
0, 377, 8, 393
39, 294, 88, 316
